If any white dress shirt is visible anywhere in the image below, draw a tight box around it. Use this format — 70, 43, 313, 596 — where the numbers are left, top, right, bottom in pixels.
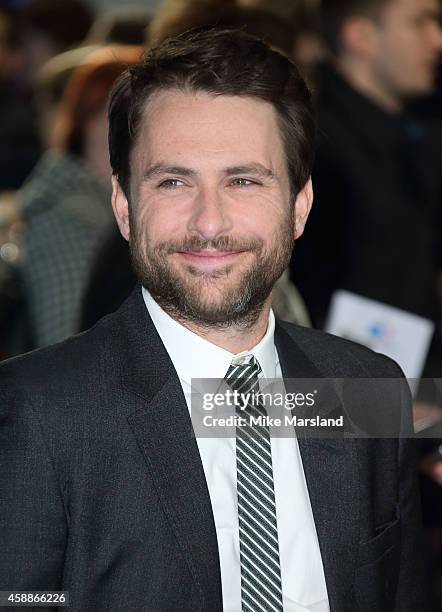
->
142, 287, 329, 611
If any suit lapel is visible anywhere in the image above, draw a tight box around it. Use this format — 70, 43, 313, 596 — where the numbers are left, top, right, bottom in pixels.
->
111, 288, 358, 611
275, 322, 359, 611
115, 287, 223, 611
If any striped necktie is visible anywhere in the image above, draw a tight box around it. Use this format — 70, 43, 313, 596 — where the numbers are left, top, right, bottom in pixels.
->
225, 355, 283, 612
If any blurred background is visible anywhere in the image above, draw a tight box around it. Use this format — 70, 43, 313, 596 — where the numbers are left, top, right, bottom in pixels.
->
0, 0, 440, 608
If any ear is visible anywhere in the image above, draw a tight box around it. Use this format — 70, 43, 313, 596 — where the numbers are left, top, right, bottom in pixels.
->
293, 177, 313, 240
111, 175, 130, 241
341, 16, 380, 60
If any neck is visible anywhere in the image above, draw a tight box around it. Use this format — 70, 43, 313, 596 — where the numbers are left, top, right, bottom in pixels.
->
336, 57, 403, 113
175, 299, 272, 354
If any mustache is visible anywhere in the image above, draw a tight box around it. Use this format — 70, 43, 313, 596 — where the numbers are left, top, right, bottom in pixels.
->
157, 235, 263, 254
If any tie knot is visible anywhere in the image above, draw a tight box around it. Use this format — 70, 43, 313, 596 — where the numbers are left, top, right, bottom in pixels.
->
224, 354, 262, 392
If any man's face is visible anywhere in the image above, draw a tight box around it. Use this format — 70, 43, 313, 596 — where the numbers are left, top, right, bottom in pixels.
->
113, 90, 311, 328
374, 0, 442, 98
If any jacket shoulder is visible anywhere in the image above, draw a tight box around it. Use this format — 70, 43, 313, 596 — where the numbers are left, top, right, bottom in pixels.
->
0, 313, 116, 398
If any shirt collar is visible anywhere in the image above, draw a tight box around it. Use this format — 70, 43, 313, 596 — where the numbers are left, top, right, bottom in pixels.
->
142, 286, 278, 384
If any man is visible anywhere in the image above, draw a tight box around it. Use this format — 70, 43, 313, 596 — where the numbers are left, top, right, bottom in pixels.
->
0, 30, 425, 611
79, 1, 313, 331
291, 0, 442, 327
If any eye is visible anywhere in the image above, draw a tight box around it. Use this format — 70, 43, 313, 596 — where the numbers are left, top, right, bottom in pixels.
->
230, 177, 258, 187
158, 178, 186, 189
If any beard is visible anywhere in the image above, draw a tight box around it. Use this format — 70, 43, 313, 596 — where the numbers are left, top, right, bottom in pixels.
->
129, 213, 295, 330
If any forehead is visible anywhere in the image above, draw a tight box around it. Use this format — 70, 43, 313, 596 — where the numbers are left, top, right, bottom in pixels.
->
132, 89, 286, 172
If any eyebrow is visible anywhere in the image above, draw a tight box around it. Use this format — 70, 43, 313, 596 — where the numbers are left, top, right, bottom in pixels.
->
142, 162, 275, 182
142, 165, 197, 181
224, 164, 275, 179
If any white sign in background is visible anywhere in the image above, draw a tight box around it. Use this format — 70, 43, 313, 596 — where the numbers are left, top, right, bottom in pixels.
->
325, 290, 434, 381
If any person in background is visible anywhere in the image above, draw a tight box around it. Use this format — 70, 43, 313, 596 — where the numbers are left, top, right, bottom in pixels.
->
0, 3, 154, 357
289, 2, 442, 607
0, 0, 94, 192
35, 5, 153, 151
19, 45, 142, 349
291, 0, 442, 329
33, 45, 100, 151
0, 37, 104, 359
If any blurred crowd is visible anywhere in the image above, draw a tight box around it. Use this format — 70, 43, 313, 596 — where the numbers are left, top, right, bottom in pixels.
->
0, 0, 441, 608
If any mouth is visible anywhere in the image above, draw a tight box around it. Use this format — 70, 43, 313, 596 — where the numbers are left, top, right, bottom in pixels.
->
175, 249, 245, 270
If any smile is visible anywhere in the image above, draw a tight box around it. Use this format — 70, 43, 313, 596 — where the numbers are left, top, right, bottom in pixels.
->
176, 250, 245, 270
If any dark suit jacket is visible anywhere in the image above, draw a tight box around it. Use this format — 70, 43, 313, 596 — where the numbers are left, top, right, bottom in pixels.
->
0, 286, 425, 611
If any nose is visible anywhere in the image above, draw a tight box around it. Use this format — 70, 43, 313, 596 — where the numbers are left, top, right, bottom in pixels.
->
187, 186, 233, 240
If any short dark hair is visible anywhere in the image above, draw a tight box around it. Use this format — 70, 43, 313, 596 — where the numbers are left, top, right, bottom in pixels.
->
321, 0, 387, 55
108, 29, 315, 200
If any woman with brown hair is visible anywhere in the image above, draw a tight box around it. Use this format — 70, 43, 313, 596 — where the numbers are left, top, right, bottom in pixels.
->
19, 45, 141, 348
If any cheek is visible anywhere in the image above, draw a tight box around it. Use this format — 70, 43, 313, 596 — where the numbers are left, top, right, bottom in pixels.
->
238, 190, 290, 228
388, 26, 422, 65
381, 35, 414, 83
242, 207, 289, 244
134, 202, 184, 245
